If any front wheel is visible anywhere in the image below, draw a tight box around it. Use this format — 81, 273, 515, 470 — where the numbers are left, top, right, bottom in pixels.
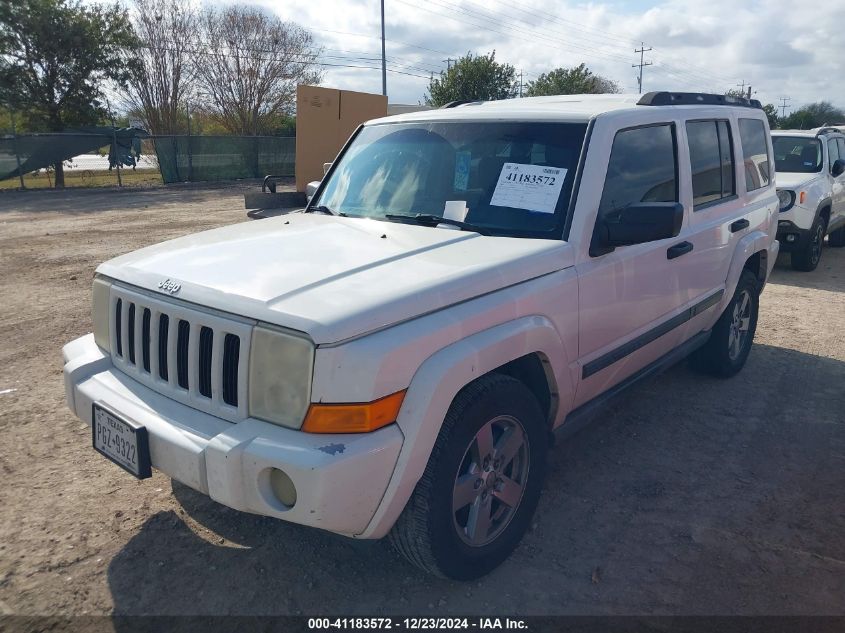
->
690, 270, 760, 378
389, 374, 548, 579
791, 216, 825, 271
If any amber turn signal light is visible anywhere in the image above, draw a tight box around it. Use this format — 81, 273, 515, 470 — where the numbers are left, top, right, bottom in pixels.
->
301, 390, 406, 433
800, 191, 807, 204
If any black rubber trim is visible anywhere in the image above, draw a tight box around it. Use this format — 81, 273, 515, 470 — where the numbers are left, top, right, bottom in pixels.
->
582, 289, 724, 379
558, 330, 712, 441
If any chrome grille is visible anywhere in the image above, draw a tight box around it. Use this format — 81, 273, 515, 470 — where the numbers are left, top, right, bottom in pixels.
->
109, 284, 252, 421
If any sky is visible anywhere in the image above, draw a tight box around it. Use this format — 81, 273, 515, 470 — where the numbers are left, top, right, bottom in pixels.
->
237, 0, 845, 112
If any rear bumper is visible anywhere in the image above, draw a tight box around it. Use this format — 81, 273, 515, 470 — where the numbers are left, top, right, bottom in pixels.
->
63, 334, 403, 537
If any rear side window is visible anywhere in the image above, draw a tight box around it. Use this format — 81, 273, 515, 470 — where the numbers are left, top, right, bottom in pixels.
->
598, 124, 677, 221
738, 118, 771, 191
686, 119, 735, 208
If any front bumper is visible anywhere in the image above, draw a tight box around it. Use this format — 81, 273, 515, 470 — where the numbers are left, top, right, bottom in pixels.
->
63, 334, 404, 537
776, 220, 810, 253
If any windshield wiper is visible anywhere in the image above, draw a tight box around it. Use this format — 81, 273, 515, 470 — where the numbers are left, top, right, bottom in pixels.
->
307, 205, 346, 216
384, 213, 490, 235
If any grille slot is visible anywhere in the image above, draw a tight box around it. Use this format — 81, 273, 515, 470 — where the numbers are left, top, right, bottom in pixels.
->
127, 303, 136, 364
158, 314, 169, 381
115, 299, 123, 356
222, 334, 240, 407
141, 308, 151, 372
198, 327, 213, 398
109, 286, 250, 422
177, 320, 190, 389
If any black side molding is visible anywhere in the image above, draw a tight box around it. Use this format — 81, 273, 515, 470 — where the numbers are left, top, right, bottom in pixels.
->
581, 289, 724, 379
557, 330, 712, 442
638, 91, 762, 110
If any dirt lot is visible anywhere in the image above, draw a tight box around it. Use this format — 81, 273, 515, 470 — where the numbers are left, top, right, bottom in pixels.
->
0, 185, 843, 617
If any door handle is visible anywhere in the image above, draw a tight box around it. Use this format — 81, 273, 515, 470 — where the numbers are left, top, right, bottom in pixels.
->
730, 219, 750, 233
667, 241, 694, 259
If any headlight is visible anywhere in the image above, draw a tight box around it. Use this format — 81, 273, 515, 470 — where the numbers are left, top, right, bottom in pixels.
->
92, 277, 111, 352
248, 325, 314, 428
777, 190, 795, 212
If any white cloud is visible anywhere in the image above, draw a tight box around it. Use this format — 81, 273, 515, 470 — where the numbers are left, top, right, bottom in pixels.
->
232, 0, 845, 111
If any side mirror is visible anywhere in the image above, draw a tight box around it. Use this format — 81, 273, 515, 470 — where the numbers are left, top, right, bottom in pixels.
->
832, 159, 845, 177
596, 202, 684, 249
305, 180, 321, 204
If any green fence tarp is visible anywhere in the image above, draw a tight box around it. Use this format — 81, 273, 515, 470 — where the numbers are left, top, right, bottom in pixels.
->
0, 128, 147, 180
152, 135, 295, 183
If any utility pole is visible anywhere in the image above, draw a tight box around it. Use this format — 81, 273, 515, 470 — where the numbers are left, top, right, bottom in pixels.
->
380, 0, 387, 97
186, 101, 193, 182
519, 69, 523, 98
632, 42, 652, 94
779, 96, 792, 118
442, 57, 455, 71
736, 80, 747, 95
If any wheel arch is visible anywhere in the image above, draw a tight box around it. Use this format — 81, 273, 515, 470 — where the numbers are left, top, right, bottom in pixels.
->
357, 316, 572, 539
724, 230, 773, 304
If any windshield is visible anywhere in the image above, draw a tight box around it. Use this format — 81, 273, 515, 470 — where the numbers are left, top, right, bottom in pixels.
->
312, 121, 588, 238
772, 136, 822, 173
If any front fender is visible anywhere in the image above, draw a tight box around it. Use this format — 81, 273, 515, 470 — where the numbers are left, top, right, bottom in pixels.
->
357, 316, 571, 539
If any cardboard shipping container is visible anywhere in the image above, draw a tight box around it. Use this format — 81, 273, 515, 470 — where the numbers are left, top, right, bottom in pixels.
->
295, 85, 387, 192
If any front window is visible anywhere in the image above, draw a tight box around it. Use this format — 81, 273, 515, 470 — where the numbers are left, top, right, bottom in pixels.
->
313, 121, 588, 238
772, 136, 823, 174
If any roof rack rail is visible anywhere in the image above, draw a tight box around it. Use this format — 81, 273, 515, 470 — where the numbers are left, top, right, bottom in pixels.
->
637, 91, 763, 110
815, 127, 842, 136
440, 100, 473, 109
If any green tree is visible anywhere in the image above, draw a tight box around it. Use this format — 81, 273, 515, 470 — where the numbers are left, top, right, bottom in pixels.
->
780, 101, 845, 130
762, 103, 779, 130
0, 0, 139, 186
525, 64, 619, 97
425, 51, 516, 107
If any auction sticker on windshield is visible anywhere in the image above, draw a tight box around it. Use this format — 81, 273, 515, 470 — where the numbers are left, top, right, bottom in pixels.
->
490, 163, 567, 214
92, 404, 151, 479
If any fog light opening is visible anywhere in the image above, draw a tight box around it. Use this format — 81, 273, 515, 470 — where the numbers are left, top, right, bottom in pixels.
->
269, 468, 297, 508
786, 234, 797, 243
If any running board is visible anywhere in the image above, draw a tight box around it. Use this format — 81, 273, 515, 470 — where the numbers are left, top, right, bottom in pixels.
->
554, 330, 712, 442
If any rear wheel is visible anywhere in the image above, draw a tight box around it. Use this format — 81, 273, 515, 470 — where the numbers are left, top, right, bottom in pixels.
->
690, 270, 759, 378
828, 225, 845, 247
389, 374, 548, 579
791, 216, 825, 271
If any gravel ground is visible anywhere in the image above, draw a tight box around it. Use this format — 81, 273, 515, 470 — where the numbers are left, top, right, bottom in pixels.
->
0, 185, 843, 617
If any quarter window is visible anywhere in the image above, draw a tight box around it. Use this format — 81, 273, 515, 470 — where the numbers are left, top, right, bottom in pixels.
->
738, 118, 771, 191
686, 119, 735, 208
598, 124, 678, 222
829, 138, 841, 172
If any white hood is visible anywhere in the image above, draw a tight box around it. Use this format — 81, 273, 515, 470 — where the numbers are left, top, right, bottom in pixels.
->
775, 171, 822, 190
97, 213, 573, 344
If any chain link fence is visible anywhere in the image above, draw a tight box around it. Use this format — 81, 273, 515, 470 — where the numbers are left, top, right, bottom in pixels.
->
0, 132, 295, 188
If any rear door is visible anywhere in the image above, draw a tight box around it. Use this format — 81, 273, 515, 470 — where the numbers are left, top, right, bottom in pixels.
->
829, 138, 845, 229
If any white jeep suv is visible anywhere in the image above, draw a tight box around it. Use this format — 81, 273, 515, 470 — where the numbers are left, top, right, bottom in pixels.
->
63, 92, 778, 579
772, 128, 845, 270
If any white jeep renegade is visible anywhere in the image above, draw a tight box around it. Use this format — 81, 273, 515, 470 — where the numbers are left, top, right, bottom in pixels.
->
64, 92, 778, 579
772, 127, 845, 270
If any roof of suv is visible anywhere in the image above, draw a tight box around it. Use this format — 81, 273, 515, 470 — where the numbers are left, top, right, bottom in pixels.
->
369, 92, 764, 126
772, 128, 845, 138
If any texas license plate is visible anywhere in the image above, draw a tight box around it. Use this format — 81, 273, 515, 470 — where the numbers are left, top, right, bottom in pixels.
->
92, 404, 151, 479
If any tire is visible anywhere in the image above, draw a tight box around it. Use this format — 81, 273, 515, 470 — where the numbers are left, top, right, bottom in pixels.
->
690, 270, 759, 378
791, 215, 826, 271
828, 225, 845, 247
389, 374, 548, 580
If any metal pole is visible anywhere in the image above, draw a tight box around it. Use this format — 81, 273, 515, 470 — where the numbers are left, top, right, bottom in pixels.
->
186, 101, 193, 182
380, 0, 387, 97
105, 95, 122, 187
11, 113, 26, 190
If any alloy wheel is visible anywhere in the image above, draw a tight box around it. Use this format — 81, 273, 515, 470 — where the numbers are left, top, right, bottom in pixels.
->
728, 289, 752, 361
452, 415, 530, 547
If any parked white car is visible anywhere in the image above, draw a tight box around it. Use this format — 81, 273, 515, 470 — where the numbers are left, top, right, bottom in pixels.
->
64, 92, 778, 579
772, 128, 845, 270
